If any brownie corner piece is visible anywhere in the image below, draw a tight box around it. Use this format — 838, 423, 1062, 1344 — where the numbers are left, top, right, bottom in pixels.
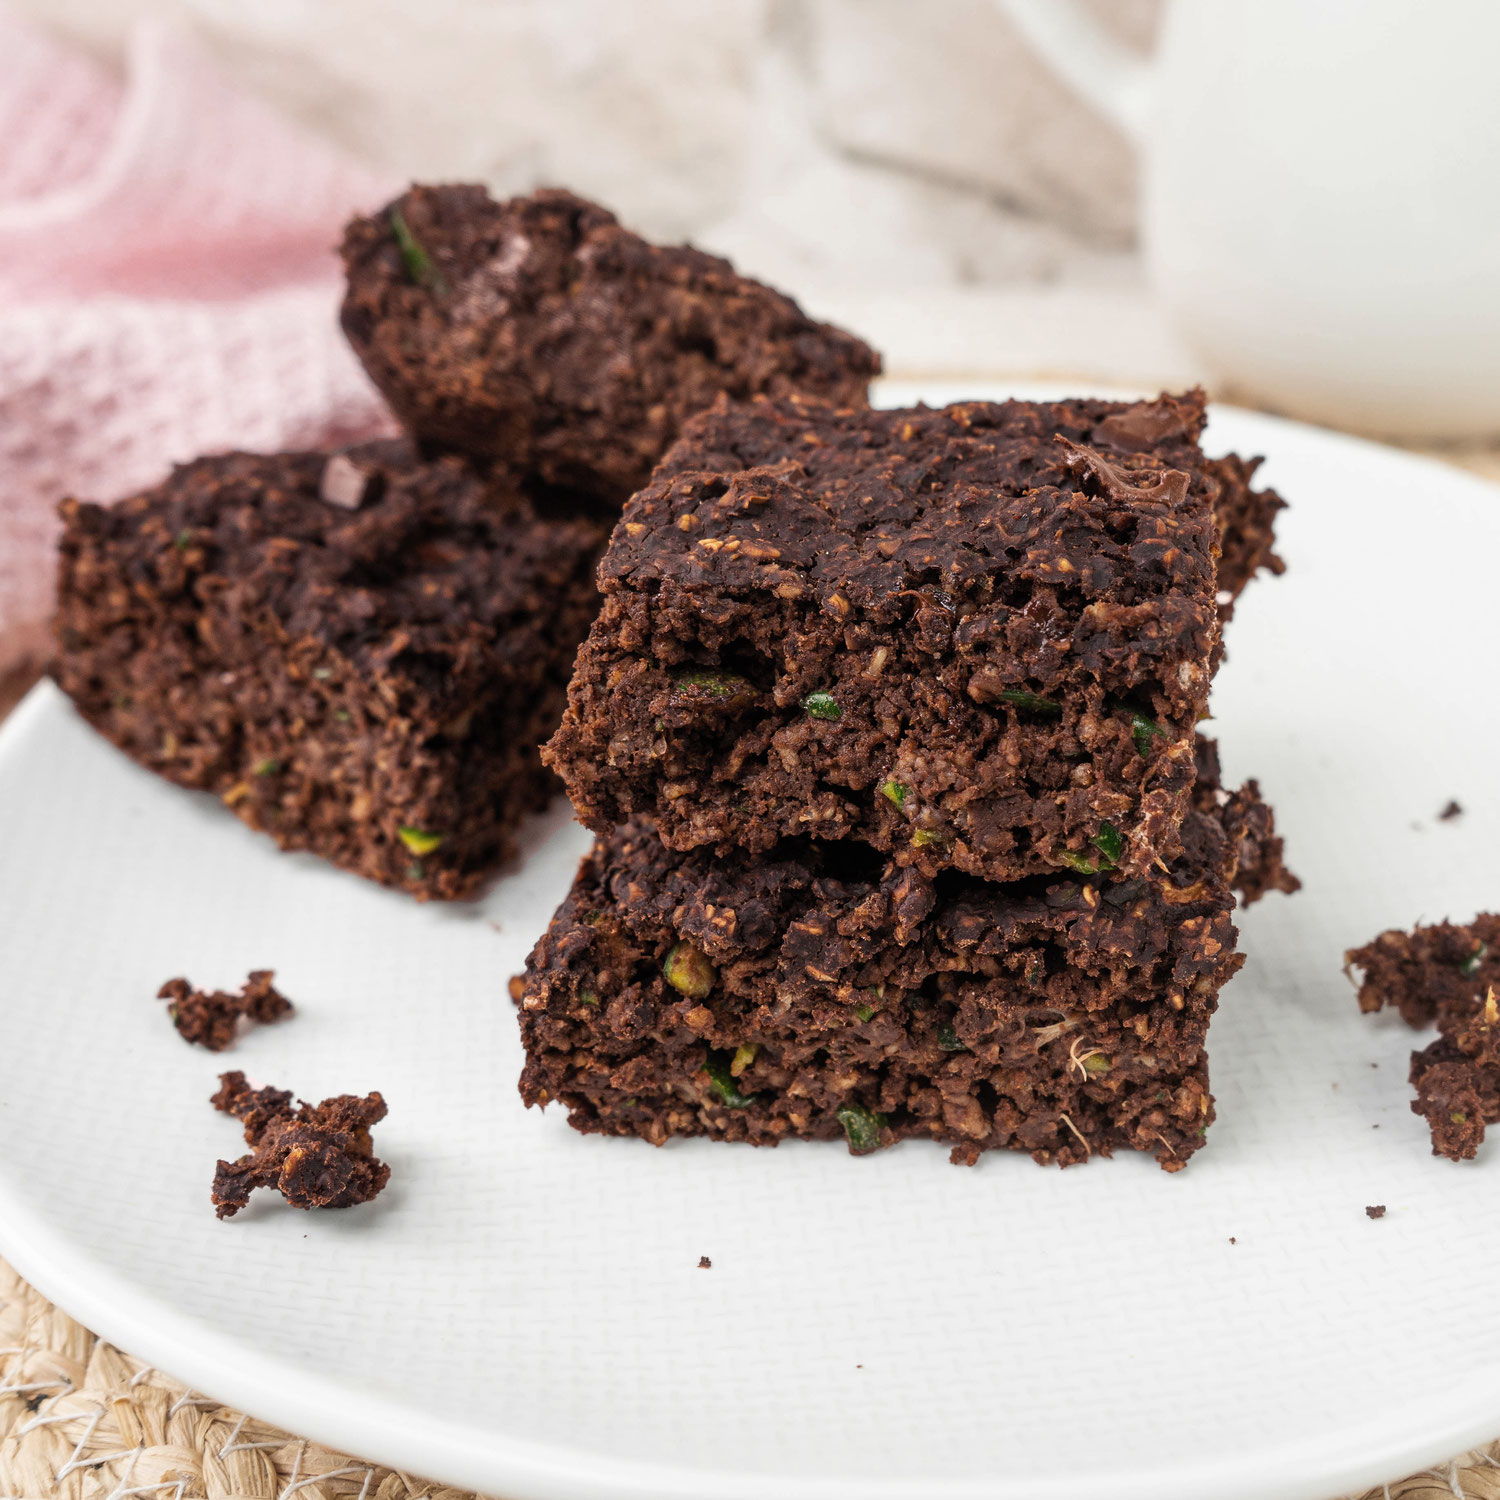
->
338, 183, 881, 503
1347, 914, 1500, 1160
545, 392, 1225, 885
516, 747, 1279, 1172
53, 444, 603, 899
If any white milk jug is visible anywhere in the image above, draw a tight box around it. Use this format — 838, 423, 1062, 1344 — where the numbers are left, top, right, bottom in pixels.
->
1000, 0, 1500, 438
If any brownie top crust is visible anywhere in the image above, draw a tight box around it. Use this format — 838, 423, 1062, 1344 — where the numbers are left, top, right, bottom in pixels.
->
58, 442, 604, 684
608, 390, 1219, 662
339, 185, 881, 502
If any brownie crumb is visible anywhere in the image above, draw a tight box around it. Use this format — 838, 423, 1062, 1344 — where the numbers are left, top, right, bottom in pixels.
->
507, 974, 526, 1004
1347, 915, 1500, 1160
1228, 1237, 1236, 1244
698, 1256, 712, 1269
159, 970, 292, 1051
1365, 1205, 1386, 1219
1439, 800, 1464, 821
210, 1070, 390, 1220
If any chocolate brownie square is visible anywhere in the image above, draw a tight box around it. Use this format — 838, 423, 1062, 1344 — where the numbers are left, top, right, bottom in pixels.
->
54, 442, 603, 899
545, 391, 1230, 884
517, 743, 1291, 1171
339, 185, 881, 504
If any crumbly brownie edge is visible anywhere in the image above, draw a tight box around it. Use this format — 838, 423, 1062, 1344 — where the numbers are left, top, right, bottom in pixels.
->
1208, 451, 1287, 616
1192, 736, 1300, 905
1347, 915, 1500, 1160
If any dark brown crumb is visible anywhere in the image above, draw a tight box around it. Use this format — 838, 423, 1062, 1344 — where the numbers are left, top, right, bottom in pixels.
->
1439, 800, 1464, 821
1228, 1236, 1236, 1244
158, 970, 293, 1051
1347, 915, 1500, 1160
1365, 1205, 1386, 1219
210, 1070, 390, 1220
1202, 451, 1287, 612
698, 1256, 712, 1269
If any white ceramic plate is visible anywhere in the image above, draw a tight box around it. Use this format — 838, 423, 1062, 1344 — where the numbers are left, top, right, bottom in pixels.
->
2, 385, 1498, 1500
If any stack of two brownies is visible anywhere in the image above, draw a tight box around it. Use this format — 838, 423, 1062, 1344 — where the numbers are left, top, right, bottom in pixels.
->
520, 391, 1297, 1170
52, 184, 880, 900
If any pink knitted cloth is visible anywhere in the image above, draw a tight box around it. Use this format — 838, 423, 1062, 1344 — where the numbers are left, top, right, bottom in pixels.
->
0, 13, 400, 673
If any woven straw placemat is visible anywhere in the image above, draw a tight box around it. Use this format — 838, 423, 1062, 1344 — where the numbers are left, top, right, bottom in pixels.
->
0, 1253, 1498, 1500
4, 439, 1500, 1500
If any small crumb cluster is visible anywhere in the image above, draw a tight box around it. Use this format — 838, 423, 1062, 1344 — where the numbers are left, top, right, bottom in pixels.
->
158, 969, 293, 1051
210, 1071, 391, 1220
1347, 914, 1500, 1160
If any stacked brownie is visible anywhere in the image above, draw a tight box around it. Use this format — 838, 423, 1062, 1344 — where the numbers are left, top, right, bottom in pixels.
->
519, 390, 1297, 1169
52, 185, 880, 897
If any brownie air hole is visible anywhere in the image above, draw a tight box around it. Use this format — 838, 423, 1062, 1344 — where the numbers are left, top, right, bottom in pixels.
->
811, 838, 887, 885
714, 642, 779, 693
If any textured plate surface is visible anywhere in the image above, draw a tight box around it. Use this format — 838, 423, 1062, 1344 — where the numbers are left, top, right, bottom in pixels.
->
1, 387, 1497, 1500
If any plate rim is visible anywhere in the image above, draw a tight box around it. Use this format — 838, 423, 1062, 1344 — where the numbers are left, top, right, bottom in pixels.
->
4, 394, 1500, 1500
3, 1144, 1497, 1500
